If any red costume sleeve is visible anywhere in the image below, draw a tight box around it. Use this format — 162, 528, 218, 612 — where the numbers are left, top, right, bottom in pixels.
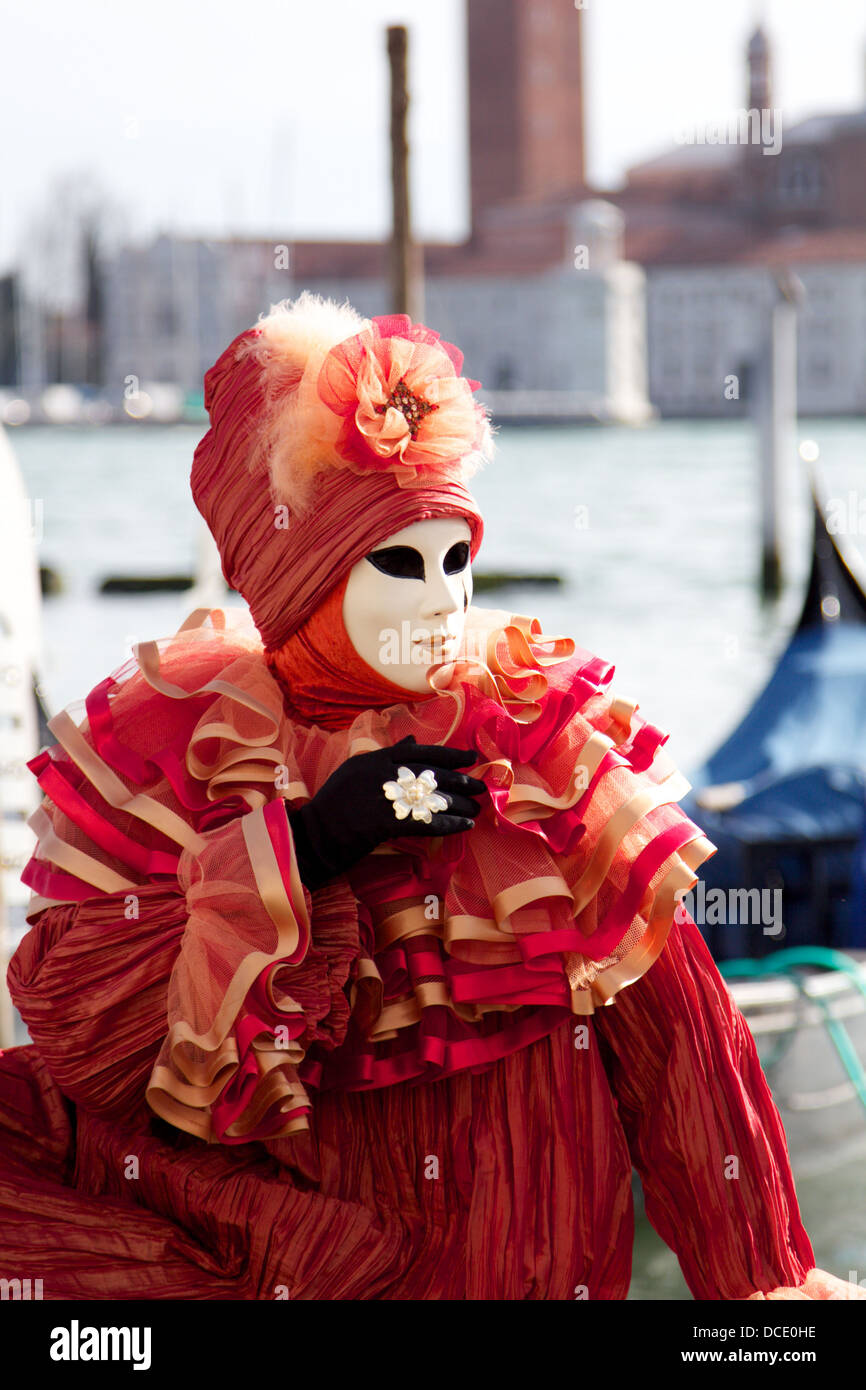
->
591, 907, 816, 1301
11, 789, 364, 1147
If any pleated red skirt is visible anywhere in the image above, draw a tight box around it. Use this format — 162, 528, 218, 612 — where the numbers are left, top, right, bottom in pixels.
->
0, 883, 813, 1300
0, 1016, 633, 1300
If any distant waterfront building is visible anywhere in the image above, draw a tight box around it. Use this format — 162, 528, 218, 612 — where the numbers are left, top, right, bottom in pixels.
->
96, 199, 649, 423
645, 239, 866, 417
288, 200, 649, 422
95, 0, 649, 423
101, 235, 291, 399
613, 25, 866, 415
11, 7, 866, 420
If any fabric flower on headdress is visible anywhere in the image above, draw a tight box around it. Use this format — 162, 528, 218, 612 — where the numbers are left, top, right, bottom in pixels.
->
316, 314, 491, 486
233, 292, 493, 517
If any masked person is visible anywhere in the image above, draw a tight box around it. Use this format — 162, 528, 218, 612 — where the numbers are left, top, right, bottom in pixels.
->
0, 294, 859, 1302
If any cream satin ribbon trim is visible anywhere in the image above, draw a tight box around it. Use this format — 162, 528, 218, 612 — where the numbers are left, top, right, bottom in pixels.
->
48, 708, 208, 856
27, 804, 137, 895
607, 694, 639, 734
368, 994, 421, 1038
177, 606, 221, 633
364, 832, 720, 1032
460, 722, 663, 832
25, 891, 72, 921
375, 904, 444, 949
566, 840, 718, 1013
146, 805, 314, 1125
203, 769, 305, 808
348, 735, 387, 757
429, 611, 577, 742
348, 955, 384, 1015
187, 744, 286, 788
568, 769, 693, 920
487, 615, 575, 671
679, 834, 718, 873
567, 914, 671, 1014
362, 884, 703, 1037
366, 983, 518, 1042
148, 1066, 312, 1142
445, 914, 519, 944
574, 728, 620, 783
175, 606, 262, 641
471, 728, 612, 832
186, 710, 283, 764
414, 980, 451, 1010
240, 803, 309, 952
492, 874, 574, 923
519, 734, 612, 801
443, 829, 716, 952
134, 637, 281, 729
147, 939, 303, 1089
149, 1036, 244, 1095
134, 637, 298, 807
586, 864, 686, 1004
217, 1071, 312, 1139
368, 984, 543, 1041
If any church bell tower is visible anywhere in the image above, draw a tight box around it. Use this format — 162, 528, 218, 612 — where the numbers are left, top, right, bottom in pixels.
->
466, 0, 587, 231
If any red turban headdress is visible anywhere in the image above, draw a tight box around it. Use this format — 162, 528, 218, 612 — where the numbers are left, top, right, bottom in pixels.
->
190, 293, 492, 654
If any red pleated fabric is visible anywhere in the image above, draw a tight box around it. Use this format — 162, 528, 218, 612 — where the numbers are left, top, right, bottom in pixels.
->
0, 590, 818, 1298
0, 888, 813, 1299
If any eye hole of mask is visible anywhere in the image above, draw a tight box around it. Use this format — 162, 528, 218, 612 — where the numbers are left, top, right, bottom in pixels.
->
365, 546, 425, 580
365, 540, 471, 582
444, 541, 470, 575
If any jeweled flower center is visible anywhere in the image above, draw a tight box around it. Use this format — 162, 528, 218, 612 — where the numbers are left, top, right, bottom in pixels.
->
375, 377, 438, 438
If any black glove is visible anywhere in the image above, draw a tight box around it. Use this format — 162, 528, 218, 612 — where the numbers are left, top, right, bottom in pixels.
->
285, 735, 488, 891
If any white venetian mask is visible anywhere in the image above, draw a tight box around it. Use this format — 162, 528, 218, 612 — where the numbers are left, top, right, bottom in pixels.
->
342, 516, 473, 694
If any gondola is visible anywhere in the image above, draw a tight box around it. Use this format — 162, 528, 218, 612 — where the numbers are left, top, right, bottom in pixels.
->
680, 475, 866, 960
636, 478, 866, 1279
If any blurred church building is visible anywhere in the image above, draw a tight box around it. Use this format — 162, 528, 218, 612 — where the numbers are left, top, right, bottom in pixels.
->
616, 24, 866, 415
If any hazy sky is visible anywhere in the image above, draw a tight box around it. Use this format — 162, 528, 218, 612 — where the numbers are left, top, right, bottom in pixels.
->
3, 0, 866, 272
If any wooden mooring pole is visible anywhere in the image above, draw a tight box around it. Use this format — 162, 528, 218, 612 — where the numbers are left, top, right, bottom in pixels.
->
387, 25, 424, 321
755, 270, 803, 599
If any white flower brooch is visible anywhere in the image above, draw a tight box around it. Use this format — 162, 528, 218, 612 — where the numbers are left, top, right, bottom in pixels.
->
382, 766, 450, 823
